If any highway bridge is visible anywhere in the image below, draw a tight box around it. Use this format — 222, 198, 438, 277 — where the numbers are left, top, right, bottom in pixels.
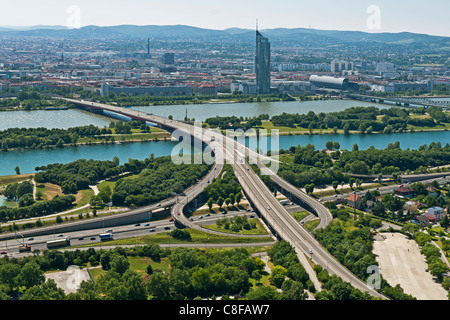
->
62, 98, 384, 297
346, 93, 449, 108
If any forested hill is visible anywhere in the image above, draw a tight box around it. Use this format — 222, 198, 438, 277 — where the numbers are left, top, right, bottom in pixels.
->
0, 24, 447, 47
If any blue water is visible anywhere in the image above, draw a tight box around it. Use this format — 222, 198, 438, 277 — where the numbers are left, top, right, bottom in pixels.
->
1, 130, 449, 176
277, 130, 450, 151
132, 99, 393, 122
0, 141, 178, 176
0, 99, 449, 176
0, 109, 114, 130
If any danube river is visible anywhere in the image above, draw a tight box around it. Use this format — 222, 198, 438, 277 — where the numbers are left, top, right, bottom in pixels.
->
132, 99, 394, 121
0, 99, 448, 177
0, 98, 393, 130
1, 130, 449, 177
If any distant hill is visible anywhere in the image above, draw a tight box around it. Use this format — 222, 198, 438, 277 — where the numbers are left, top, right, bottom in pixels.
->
0, 24, 448, 47
0, 25, 69, 31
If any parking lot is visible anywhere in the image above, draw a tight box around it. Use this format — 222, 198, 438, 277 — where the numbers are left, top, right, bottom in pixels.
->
373, 232, 448, 300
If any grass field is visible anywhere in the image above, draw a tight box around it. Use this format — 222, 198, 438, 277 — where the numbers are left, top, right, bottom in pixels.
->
37, 183, 63, 200
0, 173, 34, 187
291, 211, 310, 222
75, 228, 274, 248
74, 189, 95, 208
202, 218, 269, 235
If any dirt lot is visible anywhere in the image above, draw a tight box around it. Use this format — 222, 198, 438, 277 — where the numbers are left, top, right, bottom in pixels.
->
373, 232, 448, 300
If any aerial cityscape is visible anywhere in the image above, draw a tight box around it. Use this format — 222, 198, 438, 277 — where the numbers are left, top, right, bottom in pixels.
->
0, 0, 449, 312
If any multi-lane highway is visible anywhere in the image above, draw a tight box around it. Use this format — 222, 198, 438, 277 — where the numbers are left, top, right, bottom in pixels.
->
58, 98, 385, 297
0, 209, 267, 258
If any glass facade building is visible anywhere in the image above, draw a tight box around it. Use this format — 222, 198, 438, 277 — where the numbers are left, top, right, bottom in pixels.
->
255, 30, 271, 94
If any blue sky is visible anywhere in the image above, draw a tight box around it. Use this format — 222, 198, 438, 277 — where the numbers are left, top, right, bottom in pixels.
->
1, 0, 449, 36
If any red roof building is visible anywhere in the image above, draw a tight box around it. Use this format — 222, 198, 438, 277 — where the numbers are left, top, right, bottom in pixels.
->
394, 185, 414, 197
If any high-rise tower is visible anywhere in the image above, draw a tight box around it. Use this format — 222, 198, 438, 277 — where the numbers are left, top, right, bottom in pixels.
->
255, 26, 271, 94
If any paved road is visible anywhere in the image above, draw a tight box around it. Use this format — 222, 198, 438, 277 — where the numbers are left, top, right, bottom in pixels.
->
321, 175, 450, 203
63, 98, 385, 298
0, 210, 266, 257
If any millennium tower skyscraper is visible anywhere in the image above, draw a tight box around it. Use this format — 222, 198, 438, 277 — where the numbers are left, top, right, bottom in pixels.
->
255, 27, 271, 94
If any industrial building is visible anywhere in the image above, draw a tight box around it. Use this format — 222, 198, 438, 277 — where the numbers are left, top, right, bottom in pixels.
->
309, 75, 349, 90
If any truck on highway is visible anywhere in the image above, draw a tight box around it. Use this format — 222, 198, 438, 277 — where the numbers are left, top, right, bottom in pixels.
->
99, 233, 114, 241
19, 244, 31, 252
46, 238, 70, 249
279, 199, 289, 206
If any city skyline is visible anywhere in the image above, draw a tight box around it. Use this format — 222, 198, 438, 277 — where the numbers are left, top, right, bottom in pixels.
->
1, 0, 449, 37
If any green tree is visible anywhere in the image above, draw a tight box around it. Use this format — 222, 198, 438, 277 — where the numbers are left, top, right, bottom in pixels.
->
18, 193, 35, 207
246, 286, 282, 300
217, 197, 224, 210
428, 258, 449, 282
122, 270, 148, 300
332, 181, 339, 193
229, 193, 235, 206
270, 265, 288, 288
18, 261, 45, 289
191, 268, 212, 295
207, 197, 214, 211
0, 263, 20, 293
147, 272, 170, 299
235, 192, 242, 206
343, 123, 350, 135
21, 279, 66, 300
326, 141, 334, 150
281, 279, 307, 300
110, 255, 130, 276
16, 181, 33, 198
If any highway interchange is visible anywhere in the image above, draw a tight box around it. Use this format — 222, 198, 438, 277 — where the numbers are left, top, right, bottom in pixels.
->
8, 98, 448, 298
52, 98, 384, 297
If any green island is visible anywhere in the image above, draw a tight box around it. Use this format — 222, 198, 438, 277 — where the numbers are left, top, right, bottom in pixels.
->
1, 105, 450, 301
205, 105, 450, 135
0, 120, 171, 152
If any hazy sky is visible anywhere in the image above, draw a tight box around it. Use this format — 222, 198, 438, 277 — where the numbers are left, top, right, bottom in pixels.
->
1, 0, 449, 36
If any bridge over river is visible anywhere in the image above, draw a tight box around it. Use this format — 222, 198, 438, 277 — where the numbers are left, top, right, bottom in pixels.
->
346, 93, 450, 109
62, 98, 386, 298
